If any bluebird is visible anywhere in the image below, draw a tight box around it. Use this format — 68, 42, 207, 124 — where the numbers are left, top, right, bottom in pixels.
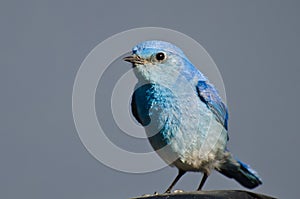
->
124, 40, 262, 193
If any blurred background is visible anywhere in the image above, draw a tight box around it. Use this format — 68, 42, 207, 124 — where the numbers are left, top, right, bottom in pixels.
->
1, 1, 299, 199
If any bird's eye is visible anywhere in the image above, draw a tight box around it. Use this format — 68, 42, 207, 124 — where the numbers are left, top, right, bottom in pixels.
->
155, 52, 166, 61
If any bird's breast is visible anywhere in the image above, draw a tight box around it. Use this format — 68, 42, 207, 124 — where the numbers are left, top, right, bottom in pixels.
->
140, 83, 227, 171
144, 84, 210, 147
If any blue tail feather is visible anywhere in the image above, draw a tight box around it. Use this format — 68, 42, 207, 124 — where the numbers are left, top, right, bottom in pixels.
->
218, 157, 262, 189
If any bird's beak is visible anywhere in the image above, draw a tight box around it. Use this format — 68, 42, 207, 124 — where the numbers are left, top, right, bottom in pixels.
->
123, 54, 145, 65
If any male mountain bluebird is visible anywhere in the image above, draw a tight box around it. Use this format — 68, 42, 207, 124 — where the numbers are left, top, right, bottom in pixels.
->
124, 40, 262, 192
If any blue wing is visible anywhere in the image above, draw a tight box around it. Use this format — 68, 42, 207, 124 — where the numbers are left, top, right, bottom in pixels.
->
131, 84, 154, 126
196, 80, 229, 131
131, 83, 174, 150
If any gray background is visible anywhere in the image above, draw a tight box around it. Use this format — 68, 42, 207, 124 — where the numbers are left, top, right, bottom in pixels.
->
1, 0, 299, 199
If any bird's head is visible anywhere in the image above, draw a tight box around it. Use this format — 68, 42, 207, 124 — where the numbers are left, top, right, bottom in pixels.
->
123, 40, 193, 84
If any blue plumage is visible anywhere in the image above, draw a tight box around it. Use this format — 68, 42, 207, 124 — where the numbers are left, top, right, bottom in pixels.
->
124, 40, 262, 192
196, 80, 229, 131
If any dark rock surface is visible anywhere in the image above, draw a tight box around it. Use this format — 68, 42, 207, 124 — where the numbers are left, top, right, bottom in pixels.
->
131, 190, 277, 199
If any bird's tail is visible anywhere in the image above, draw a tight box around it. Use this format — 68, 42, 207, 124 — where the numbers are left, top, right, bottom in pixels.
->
218, 154, 262, 189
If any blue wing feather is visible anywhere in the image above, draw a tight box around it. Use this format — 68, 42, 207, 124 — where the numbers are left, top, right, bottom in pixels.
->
196, 80, 229, 131
131, 84, 154, 126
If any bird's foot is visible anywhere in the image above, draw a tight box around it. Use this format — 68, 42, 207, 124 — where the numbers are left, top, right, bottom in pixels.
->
164, 189, 185, 194
141, 191, 159, 197
173, 189, 184, 193
164, 189, 171, 194
141, 194, 152, 197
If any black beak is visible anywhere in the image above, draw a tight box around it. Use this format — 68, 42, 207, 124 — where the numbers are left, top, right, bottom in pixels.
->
123, 54, 145, 65
123, 55, 136, 63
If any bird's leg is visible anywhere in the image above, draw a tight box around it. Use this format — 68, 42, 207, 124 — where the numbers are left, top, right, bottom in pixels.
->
165, 170, 186, 193
197, 173, 208, 191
